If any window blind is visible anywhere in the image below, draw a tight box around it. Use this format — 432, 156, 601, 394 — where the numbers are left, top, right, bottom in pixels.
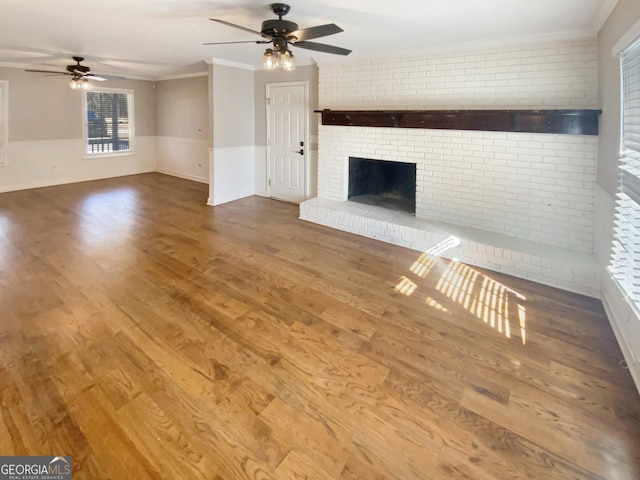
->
611, 38, 640, 304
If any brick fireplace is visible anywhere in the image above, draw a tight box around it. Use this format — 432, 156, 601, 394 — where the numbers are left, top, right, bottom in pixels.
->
348, 157, 416, 214
300, 37, 600, 296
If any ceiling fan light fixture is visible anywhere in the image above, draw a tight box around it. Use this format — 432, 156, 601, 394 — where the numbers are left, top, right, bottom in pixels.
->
263, 48, 278, 70
69, 75, 91, 90
282, 50, 295, 71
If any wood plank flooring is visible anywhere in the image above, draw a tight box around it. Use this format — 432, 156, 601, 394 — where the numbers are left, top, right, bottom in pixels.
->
1, 172, 639, 479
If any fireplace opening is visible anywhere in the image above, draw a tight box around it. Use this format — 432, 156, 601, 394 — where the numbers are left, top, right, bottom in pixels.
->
348, 157, 416, 214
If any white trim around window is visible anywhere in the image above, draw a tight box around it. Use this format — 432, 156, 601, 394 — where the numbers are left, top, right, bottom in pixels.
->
613, 17, 640, 56
83, 87, 135, 158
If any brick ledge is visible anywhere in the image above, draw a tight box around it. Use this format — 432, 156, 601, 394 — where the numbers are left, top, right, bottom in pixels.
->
299, 197, 600, 298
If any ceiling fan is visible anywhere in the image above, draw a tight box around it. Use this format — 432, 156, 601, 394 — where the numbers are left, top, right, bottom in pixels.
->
204, 3, 351, 70
25, 57, 123, 89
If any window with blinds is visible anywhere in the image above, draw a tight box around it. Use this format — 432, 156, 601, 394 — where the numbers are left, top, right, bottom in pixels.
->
0, 81, 7, 166
611, 38, 640, 305
84, 89, 133, 155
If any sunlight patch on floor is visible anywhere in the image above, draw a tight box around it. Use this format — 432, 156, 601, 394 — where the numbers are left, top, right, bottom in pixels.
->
410, 235, 461, 278
425, 296, 448, 312
395, 276, 418, 296
397, 246, 528, 344
437, 260, 527, 344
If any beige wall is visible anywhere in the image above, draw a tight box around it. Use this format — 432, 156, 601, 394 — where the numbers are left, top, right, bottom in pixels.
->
155, 75, 209, 183
0, 66, 158, 192
157, 75, 208, 140
254, 64, 319, 148
0, 67, 157, 141
2, 67, 81, 141
597, 0, 640, 195
123, 78, 157, 138
1, 61, 317, 195
212, 64, 255, 148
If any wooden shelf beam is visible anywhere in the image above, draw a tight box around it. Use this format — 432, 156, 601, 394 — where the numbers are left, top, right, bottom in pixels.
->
317, 109, 602, 135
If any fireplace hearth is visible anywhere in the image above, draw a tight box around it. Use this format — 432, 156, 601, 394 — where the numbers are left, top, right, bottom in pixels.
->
348, 157, 416, 214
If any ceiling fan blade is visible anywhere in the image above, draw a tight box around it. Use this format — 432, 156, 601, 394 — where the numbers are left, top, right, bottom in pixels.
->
210, 18, 272, 40
290, 24, 343, 42
86, 73, 126, 81
24, 69, 69, 75
292, 41, 351, 56
102, 75, 127, 80
203, 40, 270, 45
26, 59, 126, 82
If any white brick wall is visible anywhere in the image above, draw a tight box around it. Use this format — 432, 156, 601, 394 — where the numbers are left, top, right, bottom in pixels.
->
305, 38, 599, 293
318, 126, 596, 252
319, 38, 597, 109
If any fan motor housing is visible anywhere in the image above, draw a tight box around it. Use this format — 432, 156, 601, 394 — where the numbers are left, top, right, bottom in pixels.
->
66, 64, 90, 74
261, 19, 298, 37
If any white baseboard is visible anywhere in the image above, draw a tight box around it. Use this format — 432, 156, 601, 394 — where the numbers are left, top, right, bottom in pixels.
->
156, 169, 208, 184
156, 136, 209, 183
601, 276, 640, 395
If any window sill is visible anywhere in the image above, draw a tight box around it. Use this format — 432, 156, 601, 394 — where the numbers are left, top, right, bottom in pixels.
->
85, 150, 134, 160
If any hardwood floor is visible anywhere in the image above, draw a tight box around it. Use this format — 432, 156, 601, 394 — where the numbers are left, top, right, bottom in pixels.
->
1, 172, 639, 479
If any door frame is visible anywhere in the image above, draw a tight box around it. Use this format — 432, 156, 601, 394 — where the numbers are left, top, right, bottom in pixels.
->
265, 81, 310, 201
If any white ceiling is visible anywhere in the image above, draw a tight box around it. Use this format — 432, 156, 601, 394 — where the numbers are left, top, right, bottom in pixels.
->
0, 0, 618, 80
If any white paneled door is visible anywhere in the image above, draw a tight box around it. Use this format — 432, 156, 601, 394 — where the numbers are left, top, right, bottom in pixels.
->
267, 83, 307, 203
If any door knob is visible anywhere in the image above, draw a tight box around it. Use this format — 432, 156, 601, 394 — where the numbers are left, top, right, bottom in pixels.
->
297, 149, 304, 155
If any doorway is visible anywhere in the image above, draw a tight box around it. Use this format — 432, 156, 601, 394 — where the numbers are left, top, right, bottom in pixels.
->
266, 82, 308, 203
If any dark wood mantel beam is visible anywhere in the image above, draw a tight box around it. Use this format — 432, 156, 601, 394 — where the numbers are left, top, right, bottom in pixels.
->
317, 109, 602, 135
